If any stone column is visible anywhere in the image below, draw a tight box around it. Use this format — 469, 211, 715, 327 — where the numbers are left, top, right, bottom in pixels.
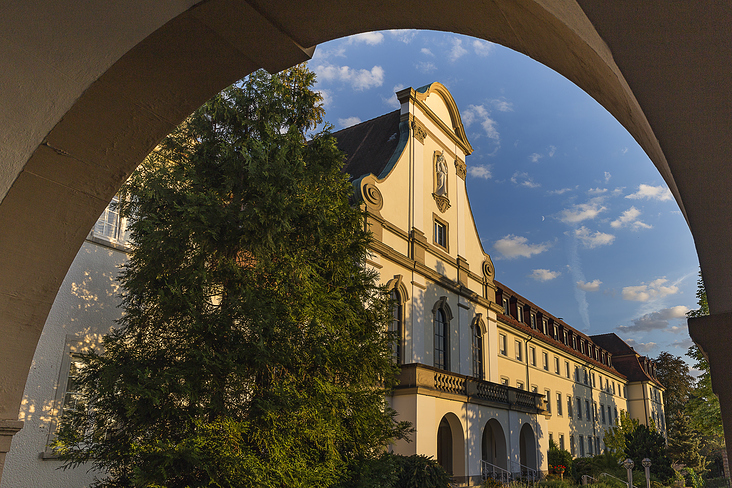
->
0, 420, 23, 483
688, 311, 732, 470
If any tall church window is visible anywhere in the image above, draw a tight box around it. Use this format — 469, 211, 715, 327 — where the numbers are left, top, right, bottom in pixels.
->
390, 288, 403, 364
435, 309, 448, 370
472, 321, 484, 379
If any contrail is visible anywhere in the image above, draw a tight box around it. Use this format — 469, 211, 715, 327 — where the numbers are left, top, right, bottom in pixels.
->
566, 227, 591, 331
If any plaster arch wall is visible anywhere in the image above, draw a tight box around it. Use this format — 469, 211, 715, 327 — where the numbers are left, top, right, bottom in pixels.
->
3, 0, 732, 482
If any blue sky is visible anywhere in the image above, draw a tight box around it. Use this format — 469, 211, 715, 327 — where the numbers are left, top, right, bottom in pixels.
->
309, 30, 700, 361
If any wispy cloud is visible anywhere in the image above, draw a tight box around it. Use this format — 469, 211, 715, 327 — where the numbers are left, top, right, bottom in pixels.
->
468, 164, 492, 179
490, 98, 513, 112
416, 61, 437, 73
587, 188, 607, 195
449, 37, 468, 61
617, 305, 689, 332
624, 339, 657, 354
529, 153, 543, 163
558, 198, 607, 224
473, 39, 494, 56
531, 269, 561, 282
388, 29, 417, 43
313, 63, 385, 90
626, 184, 673, 201
604, 171, 612, 183
338, 117, 361, 128
548, 188, 573, 195
317, 89, 332, 108
622, 278, 679, 302
494, 235, 551, 259
610, 207, 652, 230
421, 47, 434, 56
381, 84, 405, 109
548, 145, 556, 157
573, 226, 615, 248
348, 32, 384, 45
511, 171, 540, 188
462, 105, 500, 143
577, 279, 602, 292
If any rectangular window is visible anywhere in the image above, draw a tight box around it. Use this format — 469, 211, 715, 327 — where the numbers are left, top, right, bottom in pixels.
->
515, 340, 523, 361
503, 298, 510, 315
530, 346, 536, 366
532, 385, 538, 393
517, 381, 524, 390
549, 432, 554, 443
499, 334, 507, 356
556, 392, 563, 416
575, 366, 580, 382
570, 435, 575, 456
501, 377, 509, 386
588, 436, 593, 456
585, 400, 591, 420
567, 395, 573, 418
542, 319, 548, 334
572, 336, 577, 350
565, 361, 570, 378
554, 357, 560, 374
93, 196, 129, 243
545, 389, 551, 413
517, 306, 524, 323
542, 352, 549, 371
584, 369, 589, 385
579, 435, 585, 456
592, 373, 596, 388
596, 437, 601, 455
623, 386, 627, 398
563, 331, 568, 345
601, 404, 606, 423
530, 313, 537, 329
577, 397, 583, 420
560, 434, 565, 451
434, 219, 447, 248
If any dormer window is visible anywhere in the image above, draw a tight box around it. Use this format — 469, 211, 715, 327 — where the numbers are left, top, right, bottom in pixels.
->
502, 298, 509, 315
516, 305, 524, 323
530, 313, 537, 329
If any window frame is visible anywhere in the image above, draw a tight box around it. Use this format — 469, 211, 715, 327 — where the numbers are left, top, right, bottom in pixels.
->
433, 297, 452, 371
433, 214, 449, 251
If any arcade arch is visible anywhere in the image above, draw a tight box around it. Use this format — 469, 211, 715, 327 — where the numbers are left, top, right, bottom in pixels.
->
436, 413, 466, 478
481, 418, 508, 470
519, 423, 538, 472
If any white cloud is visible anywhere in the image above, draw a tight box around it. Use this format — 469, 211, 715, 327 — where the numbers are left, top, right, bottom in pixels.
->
388, 29, 417, 43
529, 153, 543, 163
621, 278, 680, 302
558, 198, 607, 224
416, 61, 437, 73
611, 187, 625, 196
338, 116, 361, 128
462, 105, 500, 141
626, 184, 673, 201
490, 98, 513, 112
610, 207, 652, 230
421, 47, 434, 56
317, 89, 332, 108
604, 171, 612, 183
621, 147, 629, 155
381, 84, 405, 109
548, 145, 556, 157
313, 63, 385, 90
468, 164, 492, 179
624, 339, 657, 354
449, 38, 468, 61
548, 188, 572, 195
494, 235, 551, 259
473, 39, 494, 56
577, 279, 602, 292
573, 226, 615, 248
511, 171, 540, 188
531, 269, 561, 282
587, 188, 607, 195
348, 32, 384, 45
617, 305, 690, 332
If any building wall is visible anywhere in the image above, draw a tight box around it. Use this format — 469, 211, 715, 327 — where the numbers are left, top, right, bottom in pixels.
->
0, 235, 127, 488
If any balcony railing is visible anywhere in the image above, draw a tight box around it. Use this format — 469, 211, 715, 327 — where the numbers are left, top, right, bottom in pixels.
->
395, 363, 546, 414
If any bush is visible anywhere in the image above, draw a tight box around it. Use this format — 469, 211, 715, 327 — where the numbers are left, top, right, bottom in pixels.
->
338, 453, 451, 488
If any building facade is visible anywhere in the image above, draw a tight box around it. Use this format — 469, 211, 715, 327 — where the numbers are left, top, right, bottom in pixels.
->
1, 83, 665, 488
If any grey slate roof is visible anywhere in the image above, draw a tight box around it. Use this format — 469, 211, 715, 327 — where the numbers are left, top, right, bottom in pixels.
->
332, 110, 402, 180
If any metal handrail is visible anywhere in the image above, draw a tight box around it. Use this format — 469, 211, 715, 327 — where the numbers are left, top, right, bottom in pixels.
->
510, 460, 539, 486
601, 471, 639, 488
481, 460, 512, 484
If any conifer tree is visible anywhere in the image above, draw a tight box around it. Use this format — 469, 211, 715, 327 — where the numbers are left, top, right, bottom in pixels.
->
54, 66, 409, 488
668, 413, 706, 473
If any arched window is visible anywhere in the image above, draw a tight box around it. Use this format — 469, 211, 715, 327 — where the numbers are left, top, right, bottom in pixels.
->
390, 288, 403, 364
433, 297, 453, 371
472, 322, 484, 379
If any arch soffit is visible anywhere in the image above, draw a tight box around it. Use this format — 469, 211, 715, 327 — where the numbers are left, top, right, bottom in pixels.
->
432, 296, 454, 321
472, 313, 487, 335
439, 411, 465, 438
386, 274, 410, 302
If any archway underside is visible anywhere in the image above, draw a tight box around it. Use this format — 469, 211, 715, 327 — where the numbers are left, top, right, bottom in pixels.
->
2, 0, 731, 481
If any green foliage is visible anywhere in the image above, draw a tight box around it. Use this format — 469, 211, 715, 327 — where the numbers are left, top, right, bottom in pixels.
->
549, 439, 573, 478
53, 66, 410, 487
654, 352, 695, 427
538, 480, 574, 488
668, 413, 706, 473
625, 424, 674, 482
604, 410, 640, 459
392, 454, 451, 488
482, 477, 505, 488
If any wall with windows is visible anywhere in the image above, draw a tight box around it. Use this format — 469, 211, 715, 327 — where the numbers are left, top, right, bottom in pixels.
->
0, 203, 128, 488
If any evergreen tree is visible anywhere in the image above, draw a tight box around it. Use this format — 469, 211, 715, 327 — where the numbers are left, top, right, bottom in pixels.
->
53, 66, 409, 487
667, 413, 706, 473
604, 410, 639, 459
653, 351, 694, 427
624, 424, 674, 482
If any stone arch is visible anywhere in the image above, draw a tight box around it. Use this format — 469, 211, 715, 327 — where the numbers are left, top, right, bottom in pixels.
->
437, 412, 466, 478
482, 418, 508, 470
2, 1, 730, 481
519, 423, 538, 472
385, 275, 410, 302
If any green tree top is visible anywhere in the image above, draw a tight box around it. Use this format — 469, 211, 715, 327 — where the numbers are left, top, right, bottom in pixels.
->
54, 66, 409, 488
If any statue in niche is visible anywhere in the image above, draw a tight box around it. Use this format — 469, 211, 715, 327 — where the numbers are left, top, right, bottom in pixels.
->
435, 152, 448, 196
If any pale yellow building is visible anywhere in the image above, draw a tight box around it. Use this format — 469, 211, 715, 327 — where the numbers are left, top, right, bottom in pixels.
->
334, 82, 666, 486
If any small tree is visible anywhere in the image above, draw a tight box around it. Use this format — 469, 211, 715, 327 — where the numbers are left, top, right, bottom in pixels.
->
668, 413, 706, 473
548, 439, 572, 478
604, 410, 640, 459
53, 66, 409, 487
625, 424, 674, 482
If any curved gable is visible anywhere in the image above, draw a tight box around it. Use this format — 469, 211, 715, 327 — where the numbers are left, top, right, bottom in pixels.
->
413, 82, 473, 156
